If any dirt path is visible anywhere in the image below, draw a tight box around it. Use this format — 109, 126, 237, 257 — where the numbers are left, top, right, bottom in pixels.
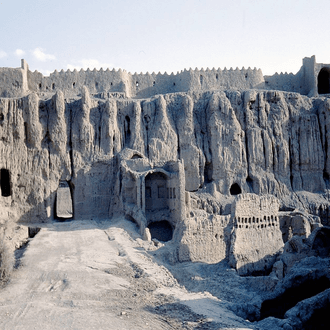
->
0, 219, 253, 330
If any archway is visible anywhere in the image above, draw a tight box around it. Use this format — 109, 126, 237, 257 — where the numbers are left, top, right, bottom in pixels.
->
147, 220, 173, 242
318, 67, 330, 94
145, 172, 168, 212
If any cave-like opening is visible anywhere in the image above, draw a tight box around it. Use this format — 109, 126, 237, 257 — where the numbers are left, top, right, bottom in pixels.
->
318, 67, 330, 94
147, 220, 173, 242
230, 183, 241, 195
0, 168, 11, 197
259, 276, 330, 320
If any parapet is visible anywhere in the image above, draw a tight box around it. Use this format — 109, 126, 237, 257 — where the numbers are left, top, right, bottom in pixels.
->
1, 60, 265, 98
1, 57, 330, 98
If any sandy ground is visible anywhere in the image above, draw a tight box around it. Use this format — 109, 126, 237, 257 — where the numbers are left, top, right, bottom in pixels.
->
0, 218, 255, 330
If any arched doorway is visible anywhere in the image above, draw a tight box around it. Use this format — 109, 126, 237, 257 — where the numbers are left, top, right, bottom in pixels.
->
230, 183, 241, 195
147, 220, 173, 242
318, 67, 330, 94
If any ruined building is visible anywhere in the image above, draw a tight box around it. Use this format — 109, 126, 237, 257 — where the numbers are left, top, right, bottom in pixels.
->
0, 56, 330, 277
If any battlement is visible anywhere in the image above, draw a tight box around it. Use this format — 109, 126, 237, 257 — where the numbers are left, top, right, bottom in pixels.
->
1, 56, 330, 98
28, 64, 265, 98
1, 60, 265, 98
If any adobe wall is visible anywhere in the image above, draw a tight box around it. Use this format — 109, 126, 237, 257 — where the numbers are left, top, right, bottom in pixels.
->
1, 88, 330, 225
0, 60, 28, 97
264, 71, 303, 94
264, 56, 330, 97
27, 66, 265, 98
0, 59, 266, 98
177, 213, 231, 263
2, 57, 330, 99
73, 161, 115, 220
119, 154, 185, 232
229, 194, 283, 275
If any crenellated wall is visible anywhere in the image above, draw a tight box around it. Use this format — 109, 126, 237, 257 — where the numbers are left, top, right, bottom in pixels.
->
264, 70, 303, 94
3, 56, 330, 98
25, 65, 265, 98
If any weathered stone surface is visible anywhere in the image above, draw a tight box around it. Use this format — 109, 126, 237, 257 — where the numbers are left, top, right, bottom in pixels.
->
229, 194, 283, 275
1, 86, 330, 245
1, 58, 330, 328
177, 212, 231, 263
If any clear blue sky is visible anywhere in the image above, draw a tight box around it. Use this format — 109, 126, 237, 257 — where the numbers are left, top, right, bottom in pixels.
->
0, 0, 329, 76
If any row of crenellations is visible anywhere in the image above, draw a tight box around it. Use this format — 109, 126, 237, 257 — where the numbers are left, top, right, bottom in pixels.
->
27, 65, 265, 98
46, 66, 261, 76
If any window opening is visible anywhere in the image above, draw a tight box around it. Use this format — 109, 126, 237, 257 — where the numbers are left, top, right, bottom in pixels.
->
230, 183, 241, 195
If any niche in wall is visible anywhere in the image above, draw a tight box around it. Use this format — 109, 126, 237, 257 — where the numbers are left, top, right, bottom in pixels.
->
124, 116, 131, 146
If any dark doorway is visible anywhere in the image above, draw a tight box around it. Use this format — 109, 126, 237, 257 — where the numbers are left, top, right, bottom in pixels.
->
204, 162, 213, 183
124, 116, 131, 145
318, 67, 330, 94
230, 183, 241, 195
0, 169, 11, 197
148, 220, 173, 242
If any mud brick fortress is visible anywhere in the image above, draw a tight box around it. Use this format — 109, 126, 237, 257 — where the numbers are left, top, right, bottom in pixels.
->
0, 55, 330, 277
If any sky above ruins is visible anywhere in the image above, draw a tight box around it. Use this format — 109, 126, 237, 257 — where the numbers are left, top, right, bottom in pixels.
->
0, 0, 329, 76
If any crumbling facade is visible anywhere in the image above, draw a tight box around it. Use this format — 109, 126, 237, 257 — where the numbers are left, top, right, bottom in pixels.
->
0, 57, 330, 274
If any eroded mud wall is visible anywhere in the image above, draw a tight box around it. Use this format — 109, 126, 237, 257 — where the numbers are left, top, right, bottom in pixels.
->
1, 89, 330, 223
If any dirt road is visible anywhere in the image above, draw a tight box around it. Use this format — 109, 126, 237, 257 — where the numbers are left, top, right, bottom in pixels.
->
0, 219, 253, 330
